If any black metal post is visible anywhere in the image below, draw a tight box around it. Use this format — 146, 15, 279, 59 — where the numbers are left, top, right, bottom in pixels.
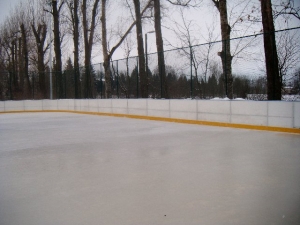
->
64, 72, 67, 98
224, 39, 228, 98
136, 57, 139, 98
190, 45, 193, 99
160, 51, 163, 99
9, 72, 12, 100
32, 73, 35, 99
116, 60, 119, 98
145, 33, 148, 97
100, 72, 103, 99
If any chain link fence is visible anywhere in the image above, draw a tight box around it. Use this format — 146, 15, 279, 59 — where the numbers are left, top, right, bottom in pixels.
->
1, 27, 299, 101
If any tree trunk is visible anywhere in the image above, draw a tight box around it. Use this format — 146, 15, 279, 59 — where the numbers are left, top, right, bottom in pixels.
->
32, 23, 47, 98
73, 0, 80, 99
82, 0, 99, 99
20, 23, 31, 98
11, 40, 16, 96
18, 37, 24, 92
101, 0, 112, 98
82, 0, 90, 99
154, 0, 168, 98
261, 0, 281, 100
13, 40, 18, 90
67, 0, 80, 98
133, 0, 147, 98
101, 0, 152, 98
52, 0, 63, 98
212, 0, 233, 99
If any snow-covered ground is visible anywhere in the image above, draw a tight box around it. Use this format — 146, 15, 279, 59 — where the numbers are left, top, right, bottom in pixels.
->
210, 95, 300, 101
246, 94, 300, 101
0, 112, 300, 225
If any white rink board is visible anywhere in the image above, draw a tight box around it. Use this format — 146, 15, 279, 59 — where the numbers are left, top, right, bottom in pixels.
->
0, 99, 299, 128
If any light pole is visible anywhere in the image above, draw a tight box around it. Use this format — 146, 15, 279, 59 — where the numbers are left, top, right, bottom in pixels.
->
145, 31, 155, 97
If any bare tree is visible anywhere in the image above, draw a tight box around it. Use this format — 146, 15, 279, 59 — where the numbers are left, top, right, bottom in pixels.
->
31, 23, 47, 98
2, 21, 19, 99
166, 0, 199, 7
276, 29, 300, 90
100, 0, 110, 98
20, 23, 31, 98
261, 0, 281, 100
153, 0, 168, 98
133, 0, 147, 98
66, 0, 80, 98
167, 8, 203, 97
30, 0, 49, 98
200, 23, 220, 98
13, 2, 33, 99
0, 6, 32, 99
82, 0, 100, 98
273, 0, 300, 21
211, 0, 233, 99
100, 0, 153, 98
120, 33, 135, 98
46, 0, 65, 98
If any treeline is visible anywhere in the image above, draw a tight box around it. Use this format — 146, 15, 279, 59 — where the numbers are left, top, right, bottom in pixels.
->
2, 54, 300, 100
0, 0, 171, 100
1, 57, 270, 100
0, 0, 299, 100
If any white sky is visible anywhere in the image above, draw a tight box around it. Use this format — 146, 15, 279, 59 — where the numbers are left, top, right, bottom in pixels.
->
0, 0, 299, 70
0, 0, 21, 23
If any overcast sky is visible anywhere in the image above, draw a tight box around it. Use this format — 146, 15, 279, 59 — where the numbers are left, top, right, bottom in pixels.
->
0, 0, 21, 23
0, 0, 299, 67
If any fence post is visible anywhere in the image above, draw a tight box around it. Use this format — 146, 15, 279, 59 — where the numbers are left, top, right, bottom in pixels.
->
74, 68, 78, 99
64, 71, 67, 98
32, 73, 35, 99
56, 72, 59, 99
100, 71, 103, 99
160, 51, 163, 99
136, 57, 139, 98
116, 60, 119, 98
190, 45, 193, 99
49, 63, 53, 100
224, 39, 228, 98
9, 72, 12, 100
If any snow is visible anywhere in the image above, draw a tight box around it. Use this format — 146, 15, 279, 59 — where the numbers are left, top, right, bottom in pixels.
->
211, 97, 230, 100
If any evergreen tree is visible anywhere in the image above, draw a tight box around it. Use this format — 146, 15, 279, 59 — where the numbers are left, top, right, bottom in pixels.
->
130, 66, 139, 98
207, 74, 218, 97
63, 58, 75, 98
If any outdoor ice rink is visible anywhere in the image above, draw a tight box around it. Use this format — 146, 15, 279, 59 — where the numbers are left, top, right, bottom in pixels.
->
0, 112, 300, 225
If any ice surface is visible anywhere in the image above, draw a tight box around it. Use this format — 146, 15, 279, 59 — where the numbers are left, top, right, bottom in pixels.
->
0, 112, 300, 225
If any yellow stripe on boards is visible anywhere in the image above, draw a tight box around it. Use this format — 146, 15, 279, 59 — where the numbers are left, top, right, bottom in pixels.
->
1, 110, 300, 134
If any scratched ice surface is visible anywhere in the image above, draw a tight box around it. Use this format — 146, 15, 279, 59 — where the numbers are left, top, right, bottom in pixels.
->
0, 112, 300, 225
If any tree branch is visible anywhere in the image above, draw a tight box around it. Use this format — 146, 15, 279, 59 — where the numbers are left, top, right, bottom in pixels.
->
43, 8, 53, 15
109, 0, 153, 58
58, 0, 65, 14
211, 0, 220, 11
166, 0, 191, 6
